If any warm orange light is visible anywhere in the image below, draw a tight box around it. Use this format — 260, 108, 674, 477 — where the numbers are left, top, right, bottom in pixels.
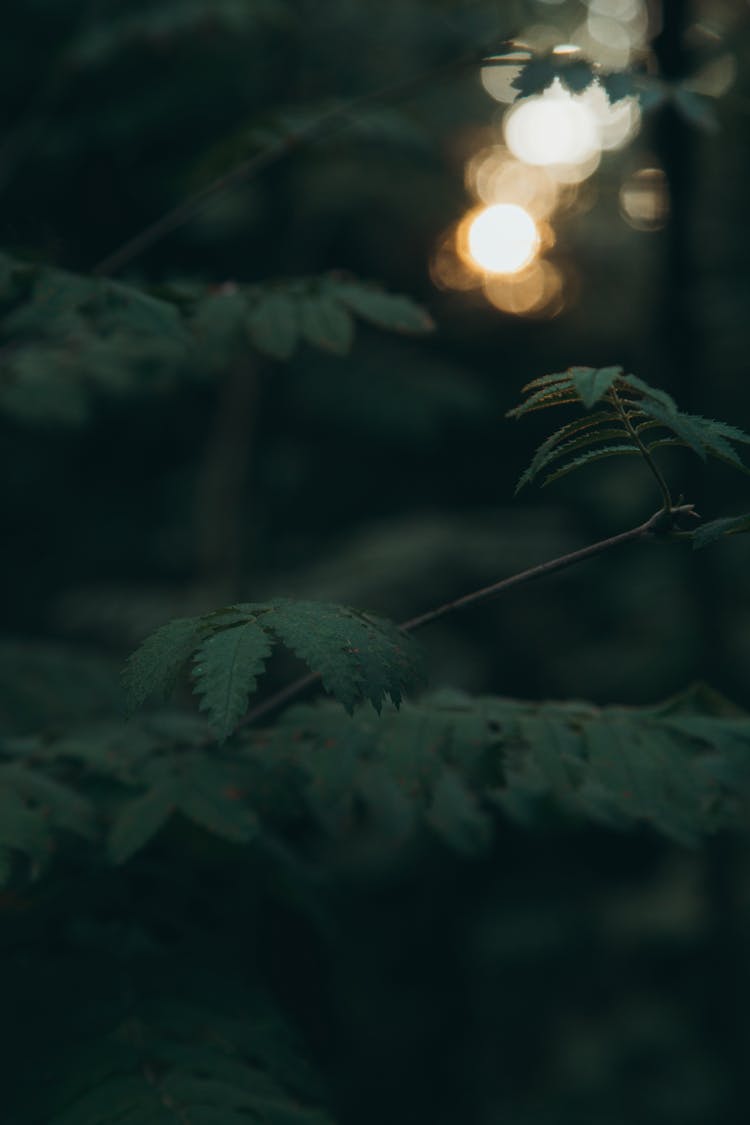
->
483, 260, 565, 318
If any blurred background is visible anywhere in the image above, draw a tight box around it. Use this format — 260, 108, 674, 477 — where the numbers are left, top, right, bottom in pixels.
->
2, 1, 750, 1123
0, 0, 749, 715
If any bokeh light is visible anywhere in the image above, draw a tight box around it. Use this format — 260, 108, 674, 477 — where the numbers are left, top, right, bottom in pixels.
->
465, 204, 541, 274
576, 0, 649, 68
619, 167, 670, 231
445, 17, 650, 316
483, 259, 565, 318
503, 81, 640, 180
465, 147, 560, 219
504, 83, 602, 179
480, 52, 529, 105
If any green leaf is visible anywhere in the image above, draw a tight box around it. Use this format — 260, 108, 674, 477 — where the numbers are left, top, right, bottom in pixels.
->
192, 622, 273, 741
121, 616, 208, 711
330, 281, 433, 334
516, 424, 627, 492
518, 370, 573, 394
557, 59, 596, 95
246, 291, 299, 360
542, 444, 641, 485
617, 373, 676, 410
514, 411, 621, 492
600, 71, 637, 104
570, 365, 623, 408
637, 399, 708, 459
299, 293, 354, 355
511, 56, 559, 99
692, 513, 750, 549
108, 786, 176, 863
264, 600, 422, 714
506, 381, 578, 419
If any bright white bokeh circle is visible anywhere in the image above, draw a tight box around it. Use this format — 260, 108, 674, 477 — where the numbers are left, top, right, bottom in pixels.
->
504, 90, 600, 167
467, 204, 541, 274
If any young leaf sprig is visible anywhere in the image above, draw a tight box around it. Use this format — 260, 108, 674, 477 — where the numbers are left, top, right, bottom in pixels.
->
508, 366, 750, 509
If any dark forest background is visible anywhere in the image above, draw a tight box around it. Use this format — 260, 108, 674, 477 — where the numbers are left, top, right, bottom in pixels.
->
2, 2, 750, 1123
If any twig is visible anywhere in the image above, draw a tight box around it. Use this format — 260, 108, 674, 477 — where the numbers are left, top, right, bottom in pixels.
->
92, 36, 514, 277
240, 504, 696, 727
611, 387, 674, 512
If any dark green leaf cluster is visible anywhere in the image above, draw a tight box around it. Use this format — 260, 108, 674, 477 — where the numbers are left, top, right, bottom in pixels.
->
190, 275, 434, 365
123, 599, 425, 739
0, 252, 433, 423
6, 957, 332, 1125
508, 365, 750, 492
0, 254, 191, 424
2, 689, 747, 882
486, 49, 719, 130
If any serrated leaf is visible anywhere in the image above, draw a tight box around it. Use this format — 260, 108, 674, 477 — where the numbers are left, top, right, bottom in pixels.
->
299, 293, 354, 355
516, 425, 627, 492
519, 370, 573, 394
600, 71, 636, 104
122, 616, 208, 712
108, 786, 176, 863
264, 601, 422, 714
246, 291, 299, 360
506, 381, 578, 418
330, 281, 433, 334
638, 399, 708, 459
192, 622, 273, 741
570, 365, 623, 408
618, 373, 677, 410
515, 411, 621, 492
557, 59, 596, 94
543, 443, 641, 485
692, 513, 750, 549
511, 56, 559, 99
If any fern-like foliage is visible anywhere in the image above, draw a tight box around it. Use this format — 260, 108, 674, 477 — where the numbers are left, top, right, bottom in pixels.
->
7, 958, 334, 1125
0, 253, 433, 423
190, 274, 434, 364
508, 365, 750, 493
1, 687, 744, 881
123, 599, 424, 739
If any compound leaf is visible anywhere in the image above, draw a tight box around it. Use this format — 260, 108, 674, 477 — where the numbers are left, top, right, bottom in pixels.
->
543, 444, 641, 485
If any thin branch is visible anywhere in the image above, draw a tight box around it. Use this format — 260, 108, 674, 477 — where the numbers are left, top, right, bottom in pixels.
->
240, 504, 696, 727
612, 388, 674, 511
92, 37, 514, 278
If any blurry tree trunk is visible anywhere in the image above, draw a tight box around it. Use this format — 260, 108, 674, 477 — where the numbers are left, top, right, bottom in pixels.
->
193, 358, 260, 602
654, 5, 750, 1108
